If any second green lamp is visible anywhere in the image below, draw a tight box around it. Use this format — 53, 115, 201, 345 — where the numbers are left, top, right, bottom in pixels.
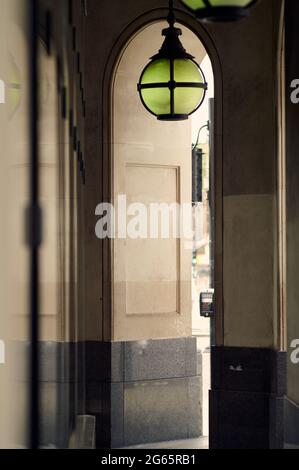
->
180, 0, 258, 22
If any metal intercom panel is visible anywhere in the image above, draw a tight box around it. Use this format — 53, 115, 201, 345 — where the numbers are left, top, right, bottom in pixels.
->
200, 289, 215, 318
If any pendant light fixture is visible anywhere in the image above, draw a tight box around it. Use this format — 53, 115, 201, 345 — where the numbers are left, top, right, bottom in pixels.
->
137, 0, 207, 121
179, 0, 258, 22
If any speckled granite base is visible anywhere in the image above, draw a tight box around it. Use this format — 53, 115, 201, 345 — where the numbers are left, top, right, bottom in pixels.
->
38, 342, 85, 448
285, 397, 299, 448
209, 346, 286, 449
35, 342, 289, 449
84, 338, 201, 448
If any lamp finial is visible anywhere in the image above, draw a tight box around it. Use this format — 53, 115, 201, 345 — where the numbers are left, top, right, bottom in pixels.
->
167, 0, 175, 28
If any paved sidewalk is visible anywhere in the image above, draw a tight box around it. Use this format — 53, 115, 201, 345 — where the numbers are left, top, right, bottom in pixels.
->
122, 437, 209, 450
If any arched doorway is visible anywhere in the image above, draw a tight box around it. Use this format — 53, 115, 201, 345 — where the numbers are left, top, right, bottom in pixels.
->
103, 16, 220, 447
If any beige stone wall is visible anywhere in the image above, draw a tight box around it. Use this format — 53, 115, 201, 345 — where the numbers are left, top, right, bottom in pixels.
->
284, 0, 299, 405
223, 194, 276, 347
112, 23, 207, 341
85, 0, 283, 347
0, 0, 87, 446
0, 0, 30, 448
204, 0, 283, 348
38, 0, 87, 344
38, 41, 60, 341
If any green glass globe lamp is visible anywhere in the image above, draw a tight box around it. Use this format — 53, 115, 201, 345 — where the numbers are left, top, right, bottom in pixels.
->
137, 0, 207, 121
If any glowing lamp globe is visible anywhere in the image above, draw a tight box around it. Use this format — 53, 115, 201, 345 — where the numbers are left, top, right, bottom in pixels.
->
137, 2, 207, 121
